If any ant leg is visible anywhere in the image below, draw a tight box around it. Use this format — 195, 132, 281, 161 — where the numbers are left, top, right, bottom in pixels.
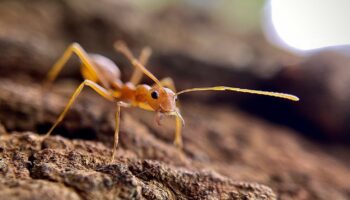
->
44, 80, 113, 139
44, 43, 108, 89
110, 101, 130, 163
114, 41, 162, 86
159, 77, 176, 92
41, 43, 108, 123
174, 113, 183, 148
130, 46, 152, 85
159, 77, 183, 148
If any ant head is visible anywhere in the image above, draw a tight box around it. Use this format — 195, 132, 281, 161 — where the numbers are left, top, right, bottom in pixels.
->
146, 86, 177, 113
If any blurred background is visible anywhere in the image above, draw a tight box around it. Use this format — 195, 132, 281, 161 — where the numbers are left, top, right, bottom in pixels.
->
1, 0, 350, 143
0, 0, 349, 199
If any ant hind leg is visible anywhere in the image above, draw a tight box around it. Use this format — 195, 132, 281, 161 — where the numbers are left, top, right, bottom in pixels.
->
41, 43, 108, 125
44, 43, 107, 88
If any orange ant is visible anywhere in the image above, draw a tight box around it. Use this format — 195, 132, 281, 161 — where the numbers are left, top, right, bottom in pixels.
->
42, 41, 299, 162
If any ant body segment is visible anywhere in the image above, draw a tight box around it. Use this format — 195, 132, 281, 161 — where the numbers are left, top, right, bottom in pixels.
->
42, 41, 299, 162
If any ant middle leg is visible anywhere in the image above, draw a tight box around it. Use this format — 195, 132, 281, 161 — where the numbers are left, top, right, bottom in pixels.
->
44, 80, 113, 139
110, 101, 130, 163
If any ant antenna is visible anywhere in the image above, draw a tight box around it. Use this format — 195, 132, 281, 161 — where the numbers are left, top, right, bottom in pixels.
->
176, 86, 299, 101
114, 41, 162, 87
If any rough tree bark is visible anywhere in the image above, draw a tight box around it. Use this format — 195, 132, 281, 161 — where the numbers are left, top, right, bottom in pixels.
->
0, 78, 349, 200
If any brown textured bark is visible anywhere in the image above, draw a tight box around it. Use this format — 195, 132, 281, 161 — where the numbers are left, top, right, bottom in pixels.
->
0, 78, 349, 200
0, 132, 275, 200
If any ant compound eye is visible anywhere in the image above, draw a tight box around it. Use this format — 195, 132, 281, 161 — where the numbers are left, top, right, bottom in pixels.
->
151, 91, 159, 99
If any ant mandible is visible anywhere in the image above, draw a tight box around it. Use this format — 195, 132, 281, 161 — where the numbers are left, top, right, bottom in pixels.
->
42, 41, 299, 162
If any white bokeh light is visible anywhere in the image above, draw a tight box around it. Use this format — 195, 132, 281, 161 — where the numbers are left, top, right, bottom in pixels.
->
268, 0, 350, 51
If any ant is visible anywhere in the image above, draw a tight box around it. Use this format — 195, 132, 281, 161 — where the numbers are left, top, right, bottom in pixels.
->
42, 41, 299, 162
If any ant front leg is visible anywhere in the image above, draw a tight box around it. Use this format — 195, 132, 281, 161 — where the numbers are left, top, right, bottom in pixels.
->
159, 77, 183, 149
174, 113, 183, 149
110, 101, 130, 163
44, 80, 113, 139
